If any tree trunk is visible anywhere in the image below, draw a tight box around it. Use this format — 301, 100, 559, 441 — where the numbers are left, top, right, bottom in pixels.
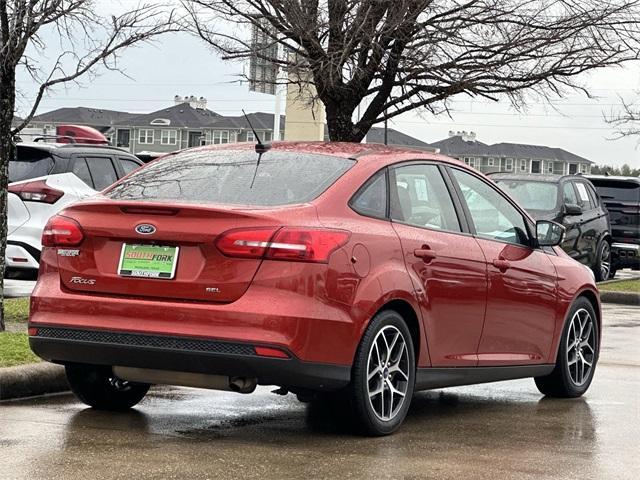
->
0, 65, 17, 332
325, 100, 372, 143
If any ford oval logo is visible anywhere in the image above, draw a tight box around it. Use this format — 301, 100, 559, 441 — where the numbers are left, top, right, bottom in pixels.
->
135, 224, 156, 235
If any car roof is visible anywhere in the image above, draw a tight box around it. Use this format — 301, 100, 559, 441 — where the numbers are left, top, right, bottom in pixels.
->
585, 175, 640, 184
173, 141, 464, 167
489, 173, 577, 183
16, 141, 138, 159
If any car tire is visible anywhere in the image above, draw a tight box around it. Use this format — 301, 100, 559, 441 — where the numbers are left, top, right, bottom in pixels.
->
65, 364, 150, 411
593, 239, 611, 282
534, 297, 599, 398
348, 310, 416, 436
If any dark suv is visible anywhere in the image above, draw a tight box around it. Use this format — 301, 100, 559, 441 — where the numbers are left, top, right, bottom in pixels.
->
585, 175, 639, 278
491, 173, 612, 281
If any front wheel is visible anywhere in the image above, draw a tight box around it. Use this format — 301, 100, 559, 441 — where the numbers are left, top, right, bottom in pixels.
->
534, 297, 599, 398
66, 364, 150, 411
349, 310, 416, 436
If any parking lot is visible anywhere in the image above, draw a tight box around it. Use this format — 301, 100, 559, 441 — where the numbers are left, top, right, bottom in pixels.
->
0, 303, 637, 480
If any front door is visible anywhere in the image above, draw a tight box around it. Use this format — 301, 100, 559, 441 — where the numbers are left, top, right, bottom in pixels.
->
531, 160, 541, 173
188, 131, 202, 148
449, 167, 558, 366
389, 163, 487, 367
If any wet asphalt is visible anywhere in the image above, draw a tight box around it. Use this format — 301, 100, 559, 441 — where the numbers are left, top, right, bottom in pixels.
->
0, 303, 638, 480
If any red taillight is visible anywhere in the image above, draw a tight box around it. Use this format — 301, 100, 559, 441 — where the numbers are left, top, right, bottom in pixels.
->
215, 227, 350, 263
28, 328, 38, 336
215, 227, 279, 259
266, 228, 350, 263
42, 215, 84, 247
8, 180, 64, 204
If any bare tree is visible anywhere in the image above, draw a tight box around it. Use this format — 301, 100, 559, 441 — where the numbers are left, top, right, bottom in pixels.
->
0, 1, 179, 331
607, 94, 640, 138
184, 0, 640, 142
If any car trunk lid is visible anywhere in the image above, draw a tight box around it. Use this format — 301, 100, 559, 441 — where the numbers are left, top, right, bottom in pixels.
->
56, 199, 317, 302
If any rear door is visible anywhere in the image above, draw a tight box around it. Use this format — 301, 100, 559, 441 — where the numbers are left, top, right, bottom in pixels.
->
573, 179, 607, 264
448, 167, 557, 366
389, 163, 487, 367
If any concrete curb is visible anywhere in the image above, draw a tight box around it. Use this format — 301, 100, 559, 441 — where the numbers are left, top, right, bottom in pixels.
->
0, 362, 69, 401
599, 291, 640, 306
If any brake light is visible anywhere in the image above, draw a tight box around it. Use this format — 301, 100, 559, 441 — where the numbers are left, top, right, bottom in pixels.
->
42, 215, 84, 247
215, 227, 279, 259
8, 180, 64, 204
266, 228, 350, 263
215, 227, 350, 263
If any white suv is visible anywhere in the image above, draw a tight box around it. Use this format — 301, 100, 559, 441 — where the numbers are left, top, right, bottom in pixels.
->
7, 142, 143, 279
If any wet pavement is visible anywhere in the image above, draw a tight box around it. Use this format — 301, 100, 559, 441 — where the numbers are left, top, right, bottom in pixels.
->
0, 304, 638, 480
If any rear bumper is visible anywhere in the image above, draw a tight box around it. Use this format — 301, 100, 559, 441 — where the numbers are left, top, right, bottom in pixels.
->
5, 241, 40, 270
611, 242, 640, 270
29, 327, 350, 391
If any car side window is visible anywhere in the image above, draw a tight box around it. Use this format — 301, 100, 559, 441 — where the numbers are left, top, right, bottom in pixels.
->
586, 184, 600, 208
70, 158, 94, 188
119, 157, 141, 176
86, 157, 118, 190
575, 182, 594, 210
562, 182, 579, 205
350, 170, 387, 219
451, 168, 529, 246
390, 164, 461, 232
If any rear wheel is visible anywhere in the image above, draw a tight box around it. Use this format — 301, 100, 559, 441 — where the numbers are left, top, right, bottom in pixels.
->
534, 298, 599, 398
593, 240, 611, 282
66, 364, 150, 411
348, 310, 415, 436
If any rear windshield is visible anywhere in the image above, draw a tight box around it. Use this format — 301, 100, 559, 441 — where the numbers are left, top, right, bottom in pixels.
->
106, 149, 355, 206
10, 147, 54, 182
494, 179, 559, 211
588, 179, 640, 203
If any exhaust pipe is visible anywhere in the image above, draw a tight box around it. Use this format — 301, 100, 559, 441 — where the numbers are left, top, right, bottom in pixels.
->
113, 366, 257, 394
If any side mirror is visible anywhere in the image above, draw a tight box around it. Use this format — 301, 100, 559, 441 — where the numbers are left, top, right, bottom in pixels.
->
536, 220, 565, 247
564, 203, 582, 216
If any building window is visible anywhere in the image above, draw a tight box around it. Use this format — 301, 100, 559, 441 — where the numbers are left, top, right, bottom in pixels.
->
505, 158, 513, 171
520, 159, 527, 171
464, 157, 476, 168
160, 129, 177, 145
580, 164, 588, 174
263, 131, 272, 142
139, 129, 154, 145
488, 158, 494, 167
213, 130, 229, 144
246, 131, 255, 142
547, 161, 553, 173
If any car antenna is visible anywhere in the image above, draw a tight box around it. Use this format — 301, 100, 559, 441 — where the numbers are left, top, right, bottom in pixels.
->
242, 109, 271, 188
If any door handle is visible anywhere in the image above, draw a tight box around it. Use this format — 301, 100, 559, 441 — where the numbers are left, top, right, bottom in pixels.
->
492, 259, 511, 271
414, 245, 437, 262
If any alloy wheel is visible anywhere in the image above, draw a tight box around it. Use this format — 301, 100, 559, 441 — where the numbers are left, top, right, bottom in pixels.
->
366, 326, 410, 421
566, 308, 596, 386
600, 242, 611, 280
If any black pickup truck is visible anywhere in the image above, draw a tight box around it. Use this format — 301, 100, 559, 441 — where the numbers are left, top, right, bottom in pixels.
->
585, 175, 640, 278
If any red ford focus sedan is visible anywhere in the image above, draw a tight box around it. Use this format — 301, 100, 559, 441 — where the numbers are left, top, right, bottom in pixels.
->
29, 142, 600, 435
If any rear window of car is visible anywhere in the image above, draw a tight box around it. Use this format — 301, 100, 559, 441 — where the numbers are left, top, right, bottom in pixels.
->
588, 179, 640, 203
10, 147, 54, 182
105, 149, 355, 206
494, 179, 559, 212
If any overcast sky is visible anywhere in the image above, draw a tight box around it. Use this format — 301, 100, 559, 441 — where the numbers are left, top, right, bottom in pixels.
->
15, 26, 640, 168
